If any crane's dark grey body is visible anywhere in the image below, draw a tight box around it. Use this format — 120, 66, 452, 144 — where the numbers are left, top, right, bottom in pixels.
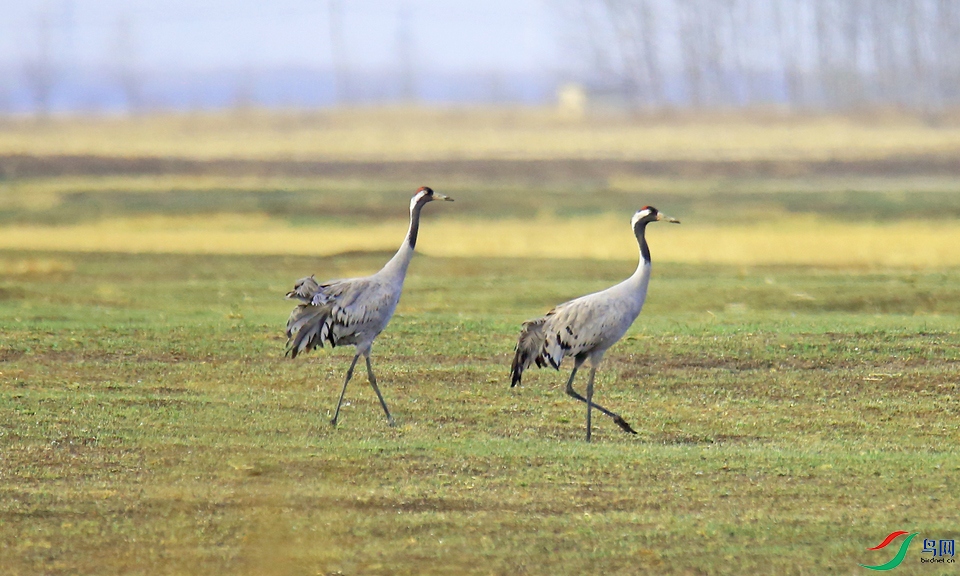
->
510, 206, 679, 441
285, 187, 452, 426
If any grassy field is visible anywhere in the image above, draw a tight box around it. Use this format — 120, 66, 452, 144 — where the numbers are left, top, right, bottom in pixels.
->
3, 173, 960, 267
4, 108, 960, 162
1, 110, 960, 574
1, 249, 958, 575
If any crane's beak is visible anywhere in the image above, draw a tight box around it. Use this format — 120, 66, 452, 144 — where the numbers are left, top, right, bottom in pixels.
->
435, 193, 454, 202
658, 213, 680, 224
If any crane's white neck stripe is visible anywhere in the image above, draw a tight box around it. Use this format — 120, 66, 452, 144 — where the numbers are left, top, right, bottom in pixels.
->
410, 191, 430, 211
631, 209, 653, 228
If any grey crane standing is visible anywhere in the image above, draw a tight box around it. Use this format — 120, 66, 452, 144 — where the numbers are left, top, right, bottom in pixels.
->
285, 186, 453, 426
510, 206, 680, 441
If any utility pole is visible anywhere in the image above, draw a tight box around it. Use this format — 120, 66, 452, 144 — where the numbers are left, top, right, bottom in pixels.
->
25, 11, 54, 117
397, 4, 416, 103
329, 0, 349, 105
115, 14, 143, 113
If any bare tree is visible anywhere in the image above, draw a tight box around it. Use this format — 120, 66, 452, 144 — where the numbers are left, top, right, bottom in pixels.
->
677, 0, 705, 107
561, 0, 664, 109
936, 0, 960, 105
905, 0, 930, 110
396, 4, 416, 103
114, 15, 143, 113
774, 0, 805, 108
637, 0, 663, 106
560, 0, 960, 112
24, 12, 54, 117
838, 0, 864, 107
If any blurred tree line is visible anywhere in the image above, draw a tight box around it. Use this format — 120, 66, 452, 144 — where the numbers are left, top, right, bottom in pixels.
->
10, 0, 960, 114
569, 0, 960, 111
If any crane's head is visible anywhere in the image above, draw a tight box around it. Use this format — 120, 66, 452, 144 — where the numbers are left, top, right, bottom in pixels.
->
411, 186, 454, 211
632, 206, 680, 231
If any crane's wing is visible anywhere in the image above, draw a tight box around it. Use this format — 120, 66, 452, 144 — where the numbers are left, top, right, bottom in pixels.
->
544, 293, 638, 362
510, 292, 629, 386
539, 301, 591, 368
511, 297, 596, 385
285, 275, 397, 358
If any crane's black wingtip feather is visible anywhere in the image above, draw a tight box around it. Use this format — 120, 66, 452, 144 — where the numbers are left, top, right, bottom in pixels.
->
614, 416, 638, 435
509, 360, 521, 387
509, 349, 524, 387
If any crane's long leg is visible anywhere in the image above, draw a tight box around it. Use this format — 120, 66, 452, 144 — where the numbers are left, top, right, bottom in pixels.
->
331, 352, 361, 426
364, 351, 395, 427
585, 366, 595, 442
564, 362, 637, 436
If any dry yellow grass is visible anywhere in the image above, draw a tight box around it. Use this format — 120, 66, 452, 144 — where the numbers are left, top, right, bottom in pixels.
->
3, 173, 960, 198
4, 109, 960, 161
3, 110, 957, 268
0, 257, 75, 276
3, 213, 958, 268
0, 175, 357, 195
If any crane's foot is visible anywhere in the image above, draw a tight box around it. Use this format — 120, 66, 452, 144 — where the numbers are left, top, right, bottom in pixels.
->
386, 416, 396, 427
613, 416, 638, 435
330, 417, 339, 427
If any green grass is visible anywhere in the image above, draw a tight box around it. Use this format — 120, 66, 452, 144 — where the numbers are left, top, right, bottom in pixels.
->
1, 250, 958, 575
5, 174, 960, 226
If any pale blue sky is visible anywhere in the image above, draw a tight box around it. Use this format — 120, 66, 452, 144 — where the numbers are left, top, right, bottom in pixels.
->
0, 0, 564, 73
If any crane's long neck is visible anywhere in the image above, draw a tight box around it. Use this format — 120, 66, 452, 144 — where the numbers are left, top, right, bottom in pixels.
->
630, 220, 653, 284
406, 202, 423, 251
382, 202, 423, 278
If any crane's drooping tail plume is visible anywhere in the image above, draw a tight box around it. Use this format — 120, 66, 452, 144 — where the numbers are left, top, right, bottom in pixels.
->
286, 275, 320, 303
286, 303, 336, 358
284, 275, 338, 358
283, 275, 321, 358
510, 316, 549, 387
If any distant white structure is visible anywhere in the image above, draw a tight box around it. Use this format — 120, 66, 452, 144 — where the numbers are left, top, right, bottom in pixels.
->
556, 83, 586, 118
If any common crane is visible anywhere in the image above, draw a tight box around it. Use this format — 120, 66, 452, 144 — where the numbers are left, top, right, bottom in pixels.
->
285, 186, 453, 426
510, 206, 679, 441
